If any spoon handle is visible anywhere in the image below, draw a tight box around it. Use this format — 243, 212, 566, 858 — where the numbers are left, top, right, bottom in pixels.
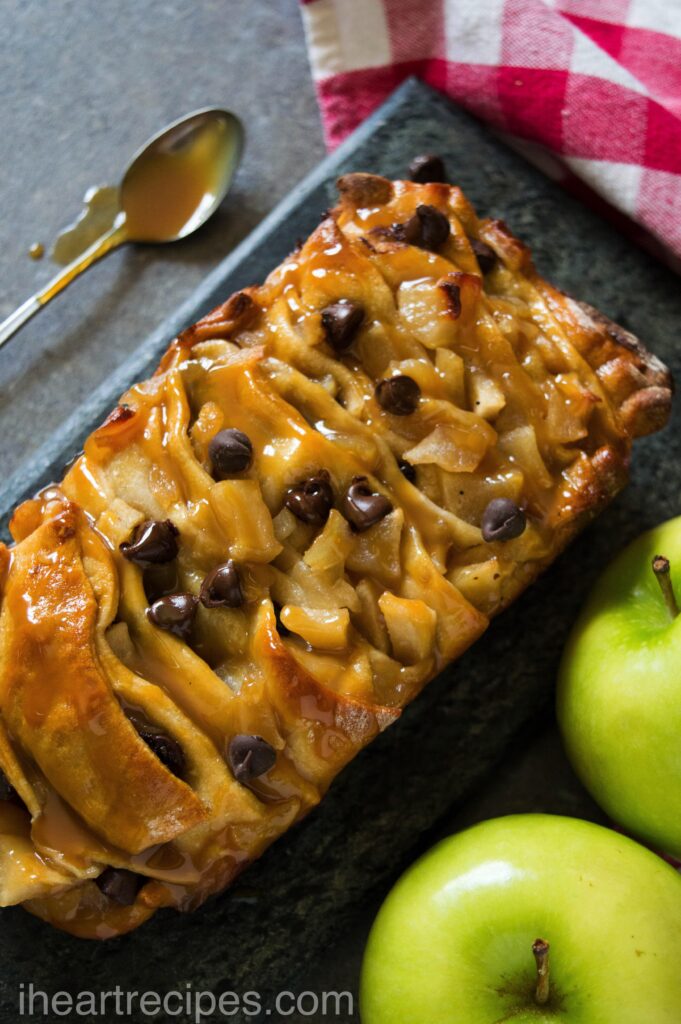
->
0, 221, 128, 351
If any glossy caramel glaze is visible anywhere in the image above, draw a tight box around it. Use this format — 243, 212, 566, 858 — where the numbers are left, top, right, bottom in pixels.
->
0, 175, 671, 938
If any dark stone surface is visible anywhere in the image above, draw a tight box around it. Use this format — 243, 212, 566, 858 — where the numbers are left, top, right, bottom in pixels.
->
0, 78, 679, 1024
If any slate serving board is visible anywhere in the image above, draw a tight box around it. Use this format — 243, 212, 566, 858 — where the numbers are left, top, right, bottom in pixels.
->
0, 78, 679, 1024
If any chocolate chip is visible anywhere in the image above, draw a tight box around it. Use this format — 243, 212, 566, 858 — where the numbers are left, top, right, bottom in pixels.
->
95, 867, 144, 906
408, 154, 447, 183
398, 459, 417, 483
401, 204, 450, 251
228, 734, 276, 784
471, 238, 496, 275
376, 375, 421, 416
199, 560, 244, 608
321, 300, 365, 352
481, 498, 527, 542
208, 428, 253, 478
147, 593, 198, 640
284, 474, 334, 526
342, 477, 393, 532
120, 520, 179, 567
137, 726, 186, 778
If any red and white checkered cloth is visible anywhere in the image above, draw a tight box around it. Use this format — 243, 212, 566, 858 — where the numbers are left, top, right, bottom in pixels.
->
300, 0, 681, 270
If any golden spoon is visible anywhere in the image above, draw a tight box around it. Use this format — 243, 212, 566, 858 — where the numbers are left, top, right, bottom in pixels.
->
0, 107, 243, 349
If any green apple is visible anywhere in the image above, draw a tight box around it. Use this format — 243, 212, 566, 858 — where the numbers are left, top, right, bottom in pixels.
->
360, 814, 681, 1023
557, 517, 681, 858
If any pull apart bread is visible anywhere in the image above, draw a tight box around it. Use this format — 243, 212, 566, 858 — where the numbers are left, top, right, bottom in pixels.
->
0, 173, 671, 938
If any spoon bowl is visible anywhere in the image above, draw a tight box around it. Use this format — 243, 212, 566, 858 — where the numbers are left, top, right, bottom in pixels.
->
120, 107, 243, 243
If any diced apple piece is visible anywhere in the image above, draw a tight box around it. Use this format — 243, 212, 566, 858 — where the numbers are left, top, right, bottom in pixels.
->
106, 444, 175, 520
378, 592, 436, 665
279, 605, 350, 651
397, 277, 455, 349
346, 510, 404, 588
435, 348, 466, 406
303, 510, 354, 578
272, 506, 298, 542
354, 579, 390, 653
404, 423, 490, 473
547, 373, 596, 443
106, 620, 136, 663
189, 400, 224, 462
448, 558, 510, 614
271, 559, 360, 613
209, 479, 283, 562
499, 425, 553, 489
96, 496, 144, 548
468, 372, 506, 421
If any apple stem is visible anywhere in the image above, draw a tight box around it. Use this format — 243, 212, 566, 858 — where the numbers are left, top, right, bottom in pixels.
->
652, 556, 679, 619
532, 938, 550, 1006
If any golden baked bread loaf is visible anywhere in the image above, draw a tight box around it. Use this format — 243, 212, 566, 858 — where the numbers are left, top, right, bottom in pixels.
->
0, 173, 672, 938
